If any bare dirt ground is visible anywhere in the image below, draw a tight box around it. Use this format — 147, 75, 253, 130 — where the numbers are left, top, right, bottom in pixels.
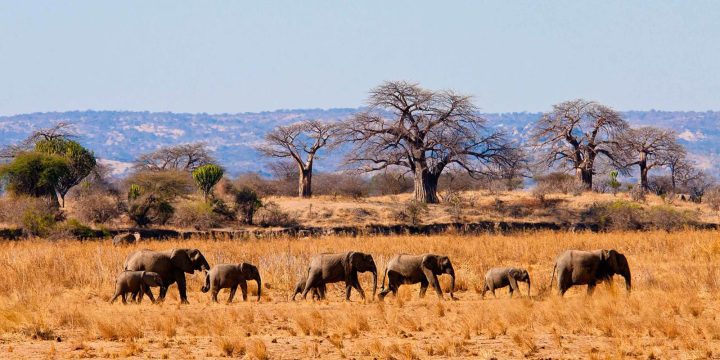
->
1, 231, 719, 359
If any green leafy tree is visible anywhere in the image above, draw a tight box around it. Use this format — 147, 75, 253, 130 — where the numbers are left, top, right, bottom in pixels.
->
0, 152, 70, 205
234, 187, 262, 225
609, 170, 621, 195
35, 138, 96, 207
192, 164, 224, 201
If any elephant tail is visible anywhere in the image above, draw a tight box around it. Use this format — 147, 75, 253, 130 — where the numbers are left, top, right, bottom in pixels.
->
549, 263, 557, 292
380, 267, 388, 291
201, 272, 210, 293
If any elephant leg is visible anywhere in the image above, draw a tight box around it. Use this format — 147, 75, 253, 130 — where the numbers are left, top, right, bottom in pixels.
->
110, 292, 120, 304
121, 293, 127, 305
587, 282, 597, 296
211, 288, 219, 303
176, 274, 189, 304
419, 278, 429, 298
228, 286, 238, 304
318, 284, 326, 300
158, 286, 168, 301
240, 280, 248, 301
144, 286, 157, 304
351, 273, 366, 300
302, 272, 320, 300
557, 271, 570, 296
134, 289, 142, 304
508, 287, 514, 298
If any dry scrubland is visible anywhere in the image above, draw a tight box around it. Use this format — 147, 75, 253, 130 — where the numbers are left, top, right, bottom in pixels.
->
1, 231, 720, 359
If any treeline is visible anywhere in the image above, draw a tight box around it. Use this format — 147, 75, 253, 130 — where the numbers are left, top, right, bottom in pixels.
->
0, 81, 719, 236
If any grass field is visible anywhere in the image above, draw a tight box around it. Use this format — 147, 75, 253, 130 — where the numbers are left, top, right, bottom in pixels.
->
0, 230, 719, 359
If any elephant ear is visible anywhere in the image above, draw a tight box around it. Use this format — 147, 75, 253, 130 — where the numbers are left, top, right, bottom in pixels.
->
422, 255, 439, 273
606, 249, 620, 273
508, 268, 519, 279
171, 249, 194, 274
341, 252, 353, 276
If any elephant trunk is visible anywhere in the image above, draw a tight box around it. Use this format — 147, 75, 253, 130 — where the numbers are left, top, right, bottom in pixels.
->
201, 272, 210, 293
527, 279, 531, 297
254, 274, 262, 302
448, 268, 455, 299
371, 270, 377, 300
622, 269, 632, 292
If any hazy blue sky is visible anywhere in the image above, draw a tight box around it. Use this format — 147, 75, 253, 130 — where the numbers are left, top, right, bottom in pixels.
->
0, 1, 718, 115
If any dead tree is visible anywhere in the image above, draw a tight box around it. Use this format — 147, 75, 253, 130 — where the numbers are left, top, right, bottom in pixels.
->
256, 120, 338, 198
342, 81, 519, 204
618, 127, 683, 191
530, 99, 628, 190
134, 143, 215, 172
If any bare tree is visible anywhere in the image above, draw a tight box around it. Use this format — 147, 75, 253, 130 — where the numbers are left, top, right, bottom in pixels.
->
1, 122, 76, 159
256, 120, 338, 198
134, 143, 215, 172
342, 81, 519, 204
531, 99, 628, 189
617, 127, 683, 191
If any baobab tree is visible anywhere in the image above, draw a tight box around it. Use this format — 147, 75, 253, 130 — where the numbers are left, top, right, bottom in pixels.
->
342, 81, 519, 204
256, 120, 338, 198
618, 127, 683, 191
531, 99, 628, 189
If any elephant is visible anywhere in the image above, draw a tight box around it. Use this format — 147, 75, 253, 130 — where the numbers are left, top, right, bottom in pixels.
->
291, 274, 324, 301
301, 251, 377, 301
482, 267, 530, 298
201, 263, 262, 303
124, 248, 210, 304
113, 232, 140, 246
550, 249, 631, 296
378, 253, 456, 301
110, 270, 163, 304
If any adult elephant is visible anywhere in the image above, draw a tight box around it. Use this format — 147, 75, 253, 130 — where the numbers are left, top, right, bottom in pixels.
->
378, 254, 456, 301
550, 249, 631, 296
301, 251, 377, 301
124, 248, 210, 304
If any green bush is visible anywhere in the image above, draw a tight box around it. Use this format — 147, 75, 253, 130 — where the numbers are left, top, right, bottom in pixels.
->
57, 218, 96, 239
234, 187, 262, 225
255, 201, 298, 227
582, 200, 644, 231
127, 194, 174, 227
22, 208, 57, 237
173, 200, 219, 230
645, 205, 697, 231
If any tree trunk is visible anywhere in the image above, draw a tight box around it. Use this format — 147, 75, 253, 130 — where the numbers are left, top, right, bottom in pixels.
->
298, 167, 312, 198
576, 168, 593, 190
414, 169, 439, 204
639, 153, 649, 191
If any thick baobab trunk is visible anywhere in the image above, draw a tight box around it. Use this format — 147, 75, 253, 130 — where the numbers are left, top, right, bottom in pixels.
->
576, 168, 593, 190
299, 167, 312, 198
638, 153, 649, 191
414, 169, 439, 204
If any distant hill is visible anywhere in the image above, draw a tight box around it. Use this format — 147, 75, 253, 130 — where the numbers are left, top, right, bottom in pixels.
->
0, 109, 718, 177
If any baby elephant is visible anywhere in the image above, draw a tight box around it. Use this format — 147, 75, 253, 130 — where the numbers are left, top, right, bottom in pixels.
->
482, 267, 530, 298
291, 274, 325, 301
201, 263, 262, 303
110, 270, 163, 304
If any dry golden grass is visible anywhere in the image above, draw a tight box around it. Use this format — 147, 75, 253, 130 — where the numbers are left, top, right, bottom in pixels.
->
0, 230, 719, 358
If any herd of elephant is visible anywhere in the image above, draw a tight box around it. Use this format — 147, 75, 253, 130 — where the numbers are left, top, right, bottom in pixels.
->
110, 248, 632, 304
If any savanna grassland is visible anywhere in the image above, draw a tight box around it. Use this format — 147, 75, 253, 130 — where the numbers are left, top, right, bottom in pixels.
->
1, 230, 719, 359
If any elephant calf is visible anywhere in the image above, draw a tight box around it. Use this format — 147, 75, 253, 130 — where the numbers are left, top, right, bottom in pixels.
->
201, 263, 262, 303
379, 253, 456, 301
482, 267, 530, 298
551, 249, 631, 296
113, 232, 140, 246
291, 274, 324, 301
110, 270, 163, 304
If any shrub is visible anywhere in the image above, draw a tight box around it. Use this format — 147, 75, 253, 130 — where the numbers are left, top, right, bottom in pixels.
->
703, 187, 720, 213
368, 172, 412, 195
314, 173, 369, 198
394, 200, 429, 226
73, 192, 122, 224
173, 200, 219, 230
125, 170, 195, 200
629, 185, 646, 202
255, 201, 298, 227
534, 172, 582, 196
234, 187, 262, 225
22, 207, 57, 237
645, 206, 697, 231
54, 218, 97, 239
0, 196, 59, 236
582, 200, 644, 231
127, 194, 174, 227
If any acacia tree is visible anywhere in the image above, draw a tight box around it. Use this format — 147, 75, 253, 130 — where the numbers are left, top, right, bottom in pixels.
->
531, 99, 628, 190
617, 127, 683, 191
35, 138, 96, 207
256, 120, 338, 198
343, 81, 518, 204
135, 143, 215, 171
